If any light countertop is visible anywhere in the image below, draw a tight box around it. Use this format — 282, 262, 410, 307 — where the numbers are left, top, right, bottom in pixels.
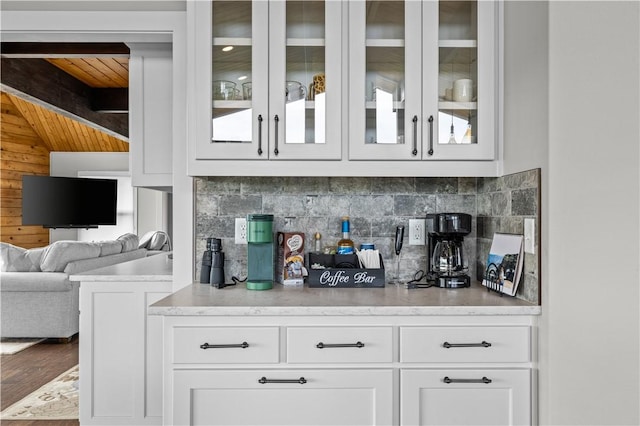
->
69, 252, 173, 282
149, 281, 540, 316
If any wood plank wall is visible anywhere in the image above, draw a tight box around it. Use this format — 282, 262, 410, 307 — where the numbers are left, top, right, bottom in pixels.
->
1, 92, 50, 248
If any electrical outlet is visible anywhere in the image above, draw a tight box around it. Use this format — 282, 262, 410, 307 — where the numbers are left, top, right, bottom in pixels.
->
409, 219, 426, 245
235, 218, 247, 244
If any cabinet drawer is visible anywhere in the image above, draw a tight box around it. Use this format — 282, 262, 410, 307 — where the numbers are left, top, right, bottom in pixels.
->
400, 368, 531, 425
287, 327, 393, 363
173, 369, 393, 426
173, 327, 279, 364
400, 326, 530, 363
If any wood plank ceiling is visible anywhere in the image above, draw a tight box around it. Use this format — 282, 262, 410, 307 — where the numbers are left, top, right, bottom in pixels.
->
1, 43, 130, 248
46, 57, 129, 88
8, 93, 130, 152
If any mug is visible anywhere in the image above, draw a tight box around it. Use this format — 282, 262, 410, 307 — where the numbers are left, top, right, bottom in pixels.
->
453, 79, 473, 102
444, 87, 453, 101
285, 81, 306, 102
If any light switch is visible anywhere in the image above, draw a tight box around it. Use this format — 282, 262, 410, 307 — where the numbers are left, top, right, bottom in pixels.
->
524, 218, 535, 254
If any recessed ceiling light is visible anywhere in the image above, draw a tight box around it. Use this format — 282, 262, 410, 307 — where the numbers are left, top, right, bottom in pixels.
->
238, 75, 248, 81
222, 46, 234, 52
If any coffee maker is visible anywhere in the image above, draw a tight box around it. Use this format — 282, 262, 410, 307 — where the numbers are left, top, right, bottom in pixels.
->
426, 213, 472, 288
246, 214, 274, 290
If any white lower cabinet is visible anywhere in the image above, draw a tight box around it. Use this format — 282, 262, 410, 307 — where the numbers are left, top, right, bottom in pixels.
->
400, 369, 531, 426
78, 280, 172, 425
173, 369, 394, 426
162, 317, 535, 426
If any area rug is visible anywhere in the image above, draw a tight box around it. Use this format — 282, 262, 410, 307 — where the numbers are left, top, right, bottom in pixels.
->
0, 338, 44, 355
0, 365, 79, 420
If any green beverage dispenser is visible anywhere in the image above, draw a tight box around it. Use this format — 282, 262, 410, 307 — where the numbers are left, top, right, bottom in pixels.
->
246, 214, 274, 290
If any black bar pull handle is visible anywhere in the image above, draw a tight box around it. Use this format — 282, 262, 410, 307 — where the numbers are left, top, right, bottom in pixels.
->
412, 115, 418, 156
316, 341, 365, 349
258, 377, 307, 385
444, 376, 492, 384
442, 341, 492, 349
257, 114, 263, 156
273, 114, 279, 156
427, 115, 434, 156
200, 342, 249, 350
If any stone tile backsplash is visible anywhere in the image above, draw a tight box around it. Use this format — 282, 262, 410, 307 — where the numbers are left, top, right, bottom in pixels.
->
476, 169, 540, 304
194, 169, 540, 304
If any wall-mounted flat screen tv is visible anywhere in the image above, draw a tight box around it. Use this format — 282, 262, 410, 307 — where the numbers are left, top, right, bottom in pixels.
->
22, 175, 118, 228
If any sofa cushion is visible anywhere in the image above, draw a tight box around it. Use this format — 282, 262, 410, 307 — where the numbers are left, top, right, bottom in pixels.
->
0, 271, 73, 292
117, 233, 139, 252
64, 248, 147, 275
40, 241, 101, 272
0, 243, 45, 272
98, 240, 122, 256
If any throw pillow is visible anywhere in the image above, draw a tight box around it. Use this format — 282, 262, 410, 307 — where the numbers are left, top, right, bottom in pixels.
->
138, 231, 155, 249
40, 240, 101, 272
149, 232, 168, 251
0, 242, 45, 272
98, 240, 123, 256
117, 233, 139, 252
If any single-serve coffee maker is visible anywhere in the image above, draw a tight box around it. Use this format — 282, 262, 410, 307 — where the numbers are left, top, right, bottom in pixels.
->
246, 214, 274, 291
426, 213, 472, 288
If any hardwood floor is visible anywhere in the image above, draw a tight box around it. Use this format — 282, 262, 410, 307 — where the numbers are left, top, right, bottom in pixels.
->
1, 336, 79, 426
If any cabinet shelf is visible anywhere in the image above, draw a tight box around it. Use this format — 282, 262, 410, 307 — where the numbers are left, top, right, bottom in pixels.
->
366, 39, 405, 48
365, 101, 406, 110
212, 100, 251, 109
286, 38, 325, 47
439, 39, 477, 48
439, 101, 477, 110
216, 36, 327, 48
212, 100, 321, 109
213, 37, 252, 47
362, 101, 476, 110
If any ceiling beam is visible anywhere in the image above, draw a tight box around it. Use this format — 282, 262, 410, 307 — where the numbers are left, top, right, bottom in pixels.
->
1, 57, 128, 137
91, 88, 128, 113
0, 42, 130, 58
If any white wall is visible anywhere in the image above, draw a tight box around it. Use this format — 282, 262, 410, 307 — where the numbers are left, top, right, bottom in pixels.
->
502, 1, 548, 175
50, 152, 129, 177
502, 3, 550, 423
544, 1, 640, 424
137, 188, 171, 238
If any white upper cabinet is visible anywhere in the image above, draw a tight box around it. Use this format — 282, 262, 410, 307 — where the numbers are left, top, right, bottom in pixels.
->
129, 43, 173, 188
348, 0, 497, 161
187, 0, 501, 176
190, 0, 342, 161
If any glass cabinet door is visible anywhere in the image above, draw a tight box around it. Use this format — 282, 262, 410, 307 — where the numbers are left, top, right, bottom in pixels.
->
267, 0, 341, 160
427, 0, 496, 160
350, 0, 496, 161
193, 0, 269, 160
194, 0, 341, 161
211, 1, 253, 146
349, 0, 423, 160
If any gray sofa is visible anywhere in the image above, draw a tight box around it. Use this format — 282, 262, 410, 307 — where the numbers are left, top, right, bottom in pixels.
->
0, 234, 147, 339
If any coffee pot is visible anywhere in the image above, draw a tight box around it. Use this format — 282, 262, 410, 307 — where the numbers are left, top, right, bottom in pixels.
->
426, 213, 472, 288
